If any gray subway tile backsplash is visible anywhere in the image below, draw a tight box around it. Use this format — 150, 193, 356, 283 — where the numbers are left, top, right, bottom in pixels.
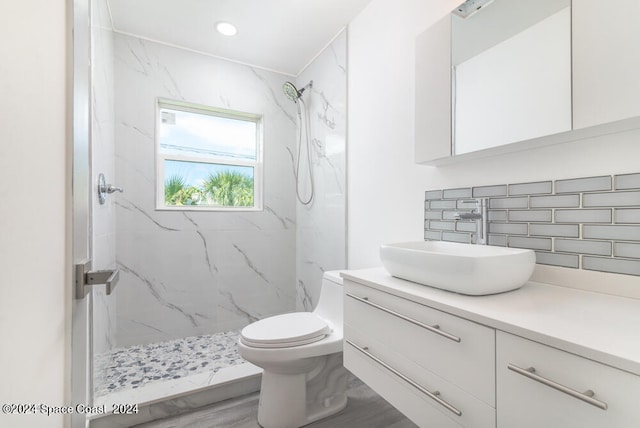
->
489, 197, 528, 209
583, 225, 640, 241
473, 185, 507, 197
424, 172, 640, 278
583, 257, 640, 276
508, 210, 552, 222
614, 173, 640, 190
615, 209, 640, 224
425, 211, 442, 220
442, 231, 471, 244
555, 209, 612, 224
555, 176, 612, 193
457, 200, 478, 209
489, 223, 528, 235
555, 239, 612, 256
530, 224, 579, 238
456, 222, 478, 233
583, 191, 640, 207
430, 200, 457, 209
530, 194, 580, 208
442, 211, 460, 220
509, 181, 552, 196
443, 187, 472, 199
508, 236, 552, 251
488, 235, 507, 246
425, 190, 443, 200
535, 252, 579, 269
424, 230, 441, 241
429, 221, 456, 231
488, 210, 508, 221
613, 242, 640, 259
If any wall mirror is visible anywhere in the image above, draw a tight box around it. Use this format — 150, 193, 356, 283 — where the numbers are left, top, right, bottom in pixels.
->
451, 0, 571, 155
416, 0, 640, 165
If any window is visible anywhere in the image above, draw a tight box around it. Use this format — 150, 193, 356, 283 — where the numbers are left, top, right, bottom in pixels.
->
156, 99, 262, 211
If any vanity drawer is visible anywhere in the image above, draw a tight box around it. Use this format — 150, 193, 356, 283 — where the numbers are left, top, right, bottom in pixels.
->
344, 280, 495, 406
497, 331, 640, 428
345, 327, 495, 428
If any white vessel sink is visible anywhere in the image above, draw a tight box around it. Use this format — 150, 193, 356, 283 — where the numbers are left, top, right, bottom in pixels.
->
380, 241, 535, 295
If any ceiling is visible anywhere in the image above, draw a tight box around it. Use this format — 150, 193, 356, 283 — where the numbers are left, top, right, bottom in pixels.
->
107, 0, 373, 76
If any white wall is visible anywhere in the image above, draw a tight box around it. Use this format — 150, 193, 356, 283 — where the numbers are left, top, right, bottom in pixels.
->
348, 0, 457, 268
348, 0, 640, 269
0, 1, 69, 427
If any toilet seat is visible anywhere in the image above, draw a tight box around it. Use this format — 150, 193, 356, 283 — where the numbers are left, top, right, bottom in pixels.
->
240, 312, 332, 349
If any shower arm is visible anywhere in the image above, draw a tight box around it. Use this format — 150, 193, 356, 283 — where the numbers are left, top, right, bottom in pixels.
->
298, 81, 313, 97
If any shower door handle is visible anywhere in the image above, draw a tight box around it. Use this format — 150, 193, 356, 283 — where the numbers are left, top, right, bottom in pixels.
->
87, 269, 119, 295
75, 260, 120, 299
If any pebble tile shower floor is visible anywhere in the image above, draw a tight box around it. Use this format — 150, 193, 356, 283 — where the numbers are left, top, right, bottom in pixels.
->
94, 330, 246, 397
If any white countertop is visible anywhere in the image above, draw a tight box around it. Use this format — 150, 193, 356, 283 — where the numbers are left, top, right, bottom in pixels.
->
342, 268, 640, 377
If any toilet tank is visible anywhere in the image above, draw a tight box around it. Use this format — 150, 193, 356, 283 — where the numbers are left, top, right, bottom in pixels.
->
312, 270, 344, 330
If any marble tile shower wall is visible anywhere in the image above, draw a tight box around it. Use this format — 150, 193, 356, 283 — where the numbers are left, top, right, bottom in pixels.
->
113, 34, 298, 347
295, 31, 347, 311
425, 173, 640, 277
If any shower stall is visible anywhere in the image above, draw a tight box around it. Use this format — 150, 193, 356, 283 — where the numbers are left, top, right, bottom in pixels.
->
86, 0, 347, 423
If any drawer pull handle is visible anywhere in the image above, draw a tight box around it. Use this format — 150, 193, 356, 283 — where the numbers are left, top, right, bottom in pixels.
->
507, 363, 608, 411
346, 293, 461, 343
346, 340, 462, 417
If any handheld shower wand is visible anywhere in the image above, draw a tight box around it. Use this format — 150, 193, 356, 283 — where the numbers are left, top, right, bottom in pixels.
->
283, 81, 313, 103
282, 80, 315, 205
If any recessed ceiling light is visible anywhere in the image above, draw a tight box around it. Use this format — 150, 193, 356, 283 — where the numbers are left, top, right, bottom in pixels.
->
216, 21, 237, 36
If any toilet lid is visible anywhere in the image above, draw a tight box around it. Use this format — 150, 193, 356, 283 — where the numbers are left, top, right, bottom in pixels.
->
240, 312, 332, 348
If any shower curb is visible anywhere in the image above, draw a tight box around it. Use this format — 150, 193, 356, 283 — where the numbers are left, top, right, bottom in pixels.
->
89, 366, 261, 428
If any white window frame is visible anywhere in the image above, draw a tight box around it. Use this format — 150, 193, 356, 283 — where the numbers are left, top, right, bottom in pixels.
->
155, 98, 263, 211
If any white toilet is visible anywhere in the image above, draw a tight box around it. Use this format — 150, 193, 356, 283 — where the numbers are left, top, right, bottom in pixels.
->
238, 270, 348, 428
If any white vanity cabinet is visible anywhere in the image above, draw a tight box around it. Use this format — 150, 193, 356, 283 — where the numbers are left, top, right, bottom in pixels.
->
342, 268, 640, 428
496, 331, 640, 428
343, 280, 496, 428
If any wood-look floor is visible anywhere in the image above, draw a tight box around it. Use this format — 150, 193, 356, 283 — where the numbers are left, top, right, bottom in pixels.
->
133, 376, 417, 428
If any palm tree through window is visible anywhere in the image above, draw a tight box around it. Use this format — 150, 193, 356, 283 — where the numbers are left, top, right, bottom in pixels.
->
156, 99, 263, 211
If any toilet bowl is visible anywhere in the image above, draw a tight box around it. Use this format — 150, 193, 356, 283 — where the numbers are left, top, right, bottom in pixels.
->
238, 271, 348, 428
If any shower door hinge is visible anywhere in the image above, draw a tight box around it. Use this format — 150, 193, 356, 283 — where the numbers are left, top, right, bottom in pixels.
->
75, 260, 120, 299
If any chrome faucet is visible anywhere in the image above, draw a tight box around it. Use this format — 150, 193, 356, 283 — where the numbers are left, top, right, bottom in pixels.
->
453, 198, 488, 245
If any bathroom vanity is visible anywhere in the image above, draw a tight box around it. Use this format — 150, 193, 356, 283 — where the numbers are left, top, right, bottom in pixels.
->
342, 268, 640, 427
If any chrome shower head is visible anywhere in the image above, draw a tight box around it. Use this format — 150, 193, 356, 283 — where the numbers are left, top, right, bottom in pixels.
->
282, 80, 313, 103
283, 81, 299, 102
